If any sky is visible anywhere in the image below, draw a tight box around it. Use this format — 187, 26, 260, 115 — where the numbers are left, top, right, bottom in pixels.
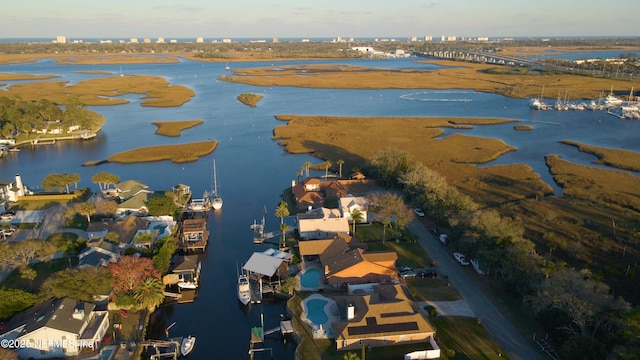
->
1, 0, 639, 40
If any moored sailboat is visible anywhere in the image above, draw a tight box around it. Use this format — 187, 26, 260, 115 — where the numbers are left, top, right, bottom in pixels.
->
211, 159, 223, 210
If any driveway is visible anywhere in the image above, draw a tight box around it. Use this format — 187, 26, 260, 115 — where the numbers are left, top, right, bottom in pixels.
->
408, 220, 542, 360
6, 205, 87, 242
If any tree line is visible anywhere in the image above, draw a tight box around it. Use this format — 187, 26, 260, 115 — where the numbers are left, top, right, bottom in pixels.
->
0, 97, 104, 140
366, 147, 639, 359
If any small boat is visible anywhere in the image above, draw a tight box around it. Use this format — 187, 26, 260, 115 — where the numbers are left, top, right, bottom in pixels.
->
177, 281, 198, 290
225, 62, 231, 71
180, 335, 196, 356
238, 273, 251, 306
211, 159, 223, 210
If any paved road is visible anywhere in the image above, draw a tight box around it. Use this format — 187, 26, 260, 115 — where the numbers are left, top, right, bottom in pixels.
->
407, 220, 542, 360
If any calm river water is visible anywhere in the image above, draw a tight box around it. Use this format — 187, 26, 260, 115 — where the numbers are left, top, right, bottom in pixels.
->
1, 56, 639, 359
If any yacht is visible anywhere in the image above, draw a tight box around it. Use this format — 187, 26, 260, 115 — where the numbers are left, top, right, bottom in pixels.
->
238, 273, 251, 305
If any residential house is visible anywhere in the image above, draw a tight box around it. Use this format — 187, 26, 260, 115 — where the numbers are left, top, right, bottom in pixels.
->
331, 284, 437, 353
339, 195, 369, 224
0, 174, 32, 205
114, 180, 153, 216
86, 215, 151, 249
292, 178, 347, 211
298, 235, 397, 287
0, 297, 110, 359
297, 207, 350, 240
77, 238, 120, 267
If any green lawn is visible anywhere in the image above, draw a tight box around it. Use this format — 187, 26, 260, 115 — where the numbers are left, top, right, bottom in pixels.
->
406, 278, 461, 302
0, 258, 71, 291
430, 317, 509, 360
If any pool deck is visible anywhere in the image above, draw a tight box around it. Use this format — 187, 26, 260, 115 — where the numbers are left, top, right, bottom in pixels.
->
301, 293, 340, 339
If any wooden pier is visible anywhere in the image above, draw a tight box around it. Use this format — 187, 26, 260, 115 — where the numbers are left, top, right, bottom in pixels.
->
140, 338, 182, 360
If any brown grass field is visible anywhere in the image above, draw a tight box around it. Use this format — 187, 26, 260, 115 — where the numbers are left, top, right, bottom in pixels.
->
560, 140, 640, 172
236, 93, 263, 107
0, 72, 59, 80
106, 141, 217, 164
0, 75, 194, 107
222, 61, 638, 100
273, 114, 552, 205
151, 120, 204, 137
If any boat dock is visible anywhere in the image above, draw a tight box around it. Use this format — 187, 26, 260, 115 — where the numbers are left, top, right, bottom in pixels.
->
140, 338, 182, 360
178, 217, 208, 252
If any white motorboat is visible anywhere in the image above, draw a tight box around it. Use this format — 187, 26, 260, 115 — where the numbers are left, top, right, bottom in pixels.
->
177, 281, 198, 290
180, 335, 196, 356
238, 273, 251, 306
211, 159, 223, 210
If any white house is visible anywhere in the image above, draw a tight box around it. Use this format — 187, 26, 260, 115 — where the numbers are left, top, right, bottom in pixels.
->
0, 297, 110, 359
0, 174, 33, 204
339, 195, 369, 223
297, 207, 350, 240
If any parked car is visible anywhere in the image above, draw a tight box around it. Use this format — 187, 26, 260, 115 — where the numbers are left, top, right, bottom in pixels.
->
413, 208, 425, 217
0, 211, 16, 220
439, 233, 448, 245
417, 269, 438, 278
1, 228, 15, 237
399, 270, 417, 278
397, 265, 412, 273
471, 259, 486, 276
453, 252, 470, 266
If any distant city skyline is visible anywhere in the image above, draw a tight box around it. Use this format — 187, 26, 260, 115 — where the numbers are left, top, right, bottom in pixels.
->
2, 0, 639, 40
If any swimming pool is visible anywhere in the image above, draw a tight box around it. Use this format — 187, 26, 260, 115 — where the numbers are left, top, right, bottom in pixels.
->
299, 267, 323, 289
302, 294, 338, 339
305, 298, 329, 325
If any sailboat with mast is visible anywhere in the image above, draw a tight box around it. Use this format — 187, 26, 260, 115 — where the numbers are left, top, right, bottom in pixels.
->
211, 159, 223, 210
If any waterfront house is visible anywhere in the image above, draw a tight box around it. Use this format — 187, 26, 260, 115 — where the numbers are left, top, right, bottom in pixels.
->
114, 180, 153, 215
339, 195, 369, 224
298, 234, 397, 287
297, 207, 350, 240
331, 284, 438, 354
292, 178, 347, 211
0, 174, 32, 205
320, 240, 398, 287
0, 297, 110, 359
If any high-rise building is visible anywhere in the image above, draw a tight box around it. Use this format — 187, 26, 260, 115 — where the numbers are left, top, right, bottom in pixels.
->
196, 37, 204, 43
56, 35, 67, 44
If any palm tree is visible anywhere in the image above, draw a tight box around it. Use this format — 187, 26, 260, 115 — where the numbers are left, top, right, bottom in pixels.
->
274, 201, 290, 248
324, 160, 332, 179
349, 208, 364, 236
303, 161, 312, 178
133, 277, 165, 311
337, 159, 345, 178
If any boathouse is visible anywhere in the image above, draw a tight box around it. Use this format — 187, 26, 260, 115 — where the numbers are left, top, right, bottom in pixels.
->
179, 218, 208, 252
